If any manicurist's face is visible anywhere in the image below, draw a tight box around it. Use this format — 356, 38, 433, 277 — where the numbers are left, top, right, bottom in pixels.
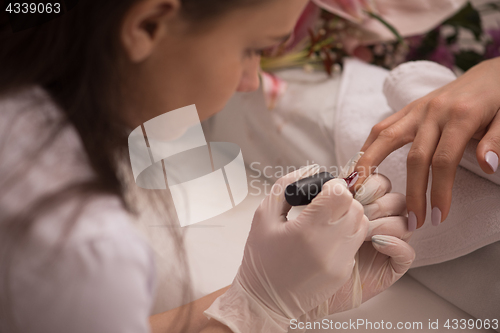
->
121, 0, 308, 126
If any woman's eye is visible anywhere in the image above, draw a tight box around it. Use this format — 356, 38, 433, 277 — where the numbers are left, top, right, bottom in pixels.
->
245, 48, 266, 58
254, 49, 266, 56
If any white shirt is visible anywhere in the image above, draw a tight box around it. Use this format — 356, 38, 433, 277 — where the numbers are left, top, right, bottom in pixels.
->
0, 87, 156, 333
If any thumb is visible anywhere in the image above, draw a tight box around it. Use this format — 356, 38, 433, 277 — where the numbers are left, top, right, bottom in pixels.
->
295, 178, 355, 227
371, 235, 415, 275
365, 216, 412, 242
354, 173, 392, 205
259, 164, 320, 222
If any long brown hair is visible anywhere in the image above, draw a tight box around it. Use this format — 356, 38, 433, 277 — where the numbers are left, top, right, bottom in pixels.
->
0, 0, 265, 332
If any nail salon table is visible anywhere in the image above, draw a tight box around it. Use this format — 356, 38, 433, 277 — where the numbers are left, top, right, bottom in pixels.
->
181, 171, 495, 333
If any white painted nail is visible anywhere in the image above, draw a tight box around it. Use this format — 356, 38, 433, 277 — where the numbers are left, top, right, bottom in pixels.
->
431, 207, 442, 227
372, 235, 392, 246
485, 151, 499, 173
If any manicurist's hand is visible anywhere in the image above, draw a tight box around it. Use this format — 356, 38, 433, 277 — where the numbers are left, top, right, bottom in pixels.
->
204, 165, 369, 333
300, 173, 415, 322
354, 57, 500, 231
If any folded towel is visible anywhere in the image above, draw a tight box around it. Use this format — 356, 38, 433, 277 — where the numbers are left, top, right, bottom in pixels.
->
335, 58, 500, 267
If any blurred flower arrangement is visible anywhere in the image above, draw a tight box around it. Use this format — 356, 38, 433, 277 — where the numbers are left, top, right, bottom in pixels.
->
403, 2, 500, 71
259, 0, 500, 109
260, 1, 500, 74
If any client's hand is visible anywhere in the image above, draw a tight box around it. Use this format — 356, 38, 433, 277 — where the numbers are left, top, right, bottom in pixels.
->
301, 174, 415, 322
354, 57, 500, 231
204, 165, 368, 333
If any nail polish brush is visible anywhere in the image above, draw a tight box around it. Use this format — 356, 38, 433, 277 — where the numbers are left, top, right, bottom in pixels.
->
285, 171, 359, 206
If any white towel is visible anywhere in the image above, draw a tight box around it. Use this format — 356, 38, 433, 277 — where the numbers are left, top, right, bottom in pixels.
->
335, 58, 500, 267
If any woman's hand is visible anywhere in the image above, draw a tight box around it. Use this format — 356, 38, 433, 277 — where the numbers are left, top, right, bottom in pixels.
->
204, 165, 368, 333
354, 57, 500, 231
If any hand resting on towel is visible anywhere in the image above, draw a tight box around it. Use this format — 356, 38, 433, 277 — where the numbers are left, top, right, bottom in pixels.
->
354, 57, 500, 231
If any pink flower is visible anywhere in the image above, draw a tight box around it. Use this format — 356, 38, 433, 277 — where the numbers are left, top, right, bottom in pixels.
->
406, 29, 455, 69
352, 45, 374, 62
312, 0, 376, 22
313, 0, 466, 44
260, 72, 288, 110
428, 43, 455, 69
264, 1, 320, 57
289, 1, 321, 50
485, 28, 500, 59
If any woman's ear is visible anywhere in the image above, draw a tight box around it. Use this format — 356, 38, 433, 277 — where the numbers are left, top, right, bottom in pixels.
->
121, 0, 180, 62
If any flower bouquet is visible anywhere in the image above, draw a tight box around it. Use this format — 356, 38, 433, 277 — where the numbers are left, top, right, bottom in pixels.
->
259, 0, 500, 108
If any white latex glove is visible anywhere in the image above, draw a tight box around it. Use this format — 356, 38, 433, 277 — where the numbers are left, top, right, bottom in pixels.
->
298, 172, 415, 323
204, 164, 369, 333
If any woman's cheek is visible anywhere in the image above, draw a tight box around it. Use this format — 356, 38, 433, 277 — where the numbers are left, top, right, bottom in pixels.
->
198, 79, 240, 121
197, 58, 247, 120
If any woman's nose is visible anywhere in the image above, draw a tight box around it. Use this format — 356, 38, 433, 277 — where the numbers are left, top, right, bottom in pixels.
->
236, 57, 261, 92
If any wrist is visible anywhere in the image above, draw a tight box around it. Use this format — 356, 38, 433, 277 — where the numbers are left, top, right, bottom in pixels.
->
204, 277, 291, 333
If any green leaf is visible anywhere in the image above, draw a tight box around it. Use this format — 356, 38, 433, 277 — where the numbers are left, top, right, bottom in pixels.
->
365, 11, 404, 44
477, 1, 500, 13
445, 26, 459, 45
444, 2, 482, 41
411, 28, 440, 59
454, 50, 484, 71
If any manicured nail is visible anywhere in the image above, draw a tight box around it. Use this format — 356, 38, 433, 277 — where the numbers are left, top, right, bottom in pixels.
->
408, 211, 417, 232
431, 207, 442, 227
344, 171, 359, 188
372, 235, 391, 246
485, 151, 499, 173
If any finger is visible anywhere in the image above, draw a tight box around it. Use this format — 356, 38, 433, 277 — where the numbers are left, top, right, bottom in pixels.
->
477, 110, 500, 174
304, 199, 368, 253
259, 164, 320, 222
330, 199, 367, 236
361, 107, 411, 151
354, 117, 417, 192
405, 123, 441, 230
365, 216, 412, 242
354, 173, 392, 206
338, 152, 363, 178
363, 192, 406, 220
295, 179, 354, 227
430, 124, 475, 226
371, 235, 416, 275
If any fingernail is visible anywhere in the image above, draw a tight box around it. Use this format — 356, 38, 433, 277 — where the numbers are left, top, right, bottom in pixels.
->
485, 151, 499, 173
431, 207, 442, 227
372, 235, 391, 246
344, 171, 359, 188
408, 211, 417, 232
